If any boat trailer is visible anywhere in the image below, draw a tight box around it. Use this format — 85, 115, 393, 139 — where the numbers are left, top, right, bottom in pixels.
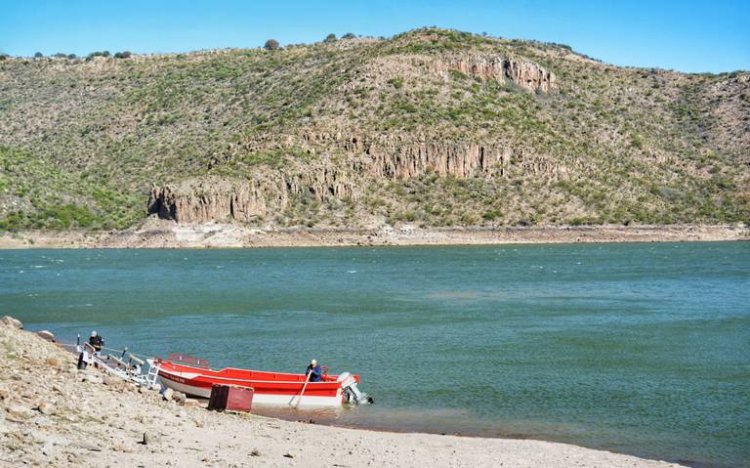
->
75, 341, 161, 390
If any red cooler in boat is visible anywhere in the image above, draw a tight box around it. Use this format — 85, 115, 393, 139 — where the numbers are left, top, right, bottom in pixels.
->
208, 384, 254, 412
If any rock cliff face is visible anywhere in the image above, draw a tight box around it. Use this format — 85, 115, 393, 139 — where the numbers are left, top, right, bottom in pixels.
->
301, 133, 565, 179
366, 53, 557, 94
149, 177, 277, 223
438, 55, 557, 93
311, 135, 514, 178
365, 141, 506, 178
149, 165, 357, 223
151, 135, 565, 223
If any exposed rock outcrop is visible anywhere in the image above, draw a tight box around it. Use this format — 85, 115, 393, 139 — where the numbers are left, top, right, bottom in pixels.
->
151, 134, 567, 224
438, 55, 557, 93
149, 177, 282, 223
373, 54, 557, 93
359, 140, 510, 178
299, 133, 563, 179
149, 163, 357, 223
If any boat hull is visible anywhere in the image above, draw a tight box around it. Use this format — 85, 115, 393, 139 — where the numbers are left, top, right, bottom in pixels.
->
155, 359, 354, 408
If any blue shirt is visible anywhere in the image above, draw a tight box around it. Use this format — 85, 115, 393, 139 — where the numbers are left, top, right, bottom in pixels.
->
306, 364, 322, 382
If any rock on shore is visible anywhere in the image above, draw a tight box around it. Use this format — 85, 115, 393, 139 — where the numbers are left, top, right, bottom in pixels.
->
0, 317, 684, 467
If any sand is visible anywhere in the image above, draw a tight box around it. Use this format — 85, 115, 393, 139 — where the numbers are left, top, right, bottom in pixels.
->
0, 218, 747, 249
0, 320, 685, 467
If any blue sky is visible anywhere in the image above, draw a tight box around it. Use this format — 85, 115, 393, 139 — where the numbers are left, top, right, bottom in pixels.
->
1, 0, 748, 73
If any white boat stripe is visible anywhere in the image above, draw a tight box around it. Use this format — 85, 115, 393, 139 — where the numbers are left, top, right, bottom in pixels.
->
160, 369, 335, 386
159, 378, 343, 407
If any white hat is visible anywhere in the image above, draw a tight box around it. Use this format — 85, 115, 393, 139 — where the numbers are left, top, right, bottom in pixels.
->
91, 331, 97, 337
311, 359, 317, 366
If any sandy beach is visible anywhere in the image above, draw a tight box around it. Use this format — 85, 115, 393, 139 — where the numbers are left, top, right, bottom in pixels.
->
0, 318, 686, 467
0, 219, 747, 249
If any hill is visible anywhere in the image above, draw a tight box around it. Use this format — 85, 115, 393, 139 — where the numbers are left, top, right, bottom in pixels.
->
1, 28, 748, 231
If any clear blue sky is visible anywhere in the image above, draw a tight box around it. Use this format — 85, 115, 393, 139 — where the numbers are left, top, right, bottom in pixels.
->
1, 0, 748, 73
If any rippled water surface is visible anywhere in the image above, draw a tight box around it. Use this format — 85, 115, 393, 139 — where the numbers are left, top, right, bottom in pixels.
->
1, 243, 748, 467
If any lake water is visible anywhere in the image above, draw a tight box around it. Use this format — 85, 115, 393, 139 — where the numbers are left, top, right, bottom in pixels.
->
1, 243, 748, 467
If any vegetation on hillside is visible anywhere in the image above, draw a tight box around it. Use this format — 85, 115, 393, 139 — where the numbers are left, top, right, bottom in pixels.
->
0, 28, 748, 230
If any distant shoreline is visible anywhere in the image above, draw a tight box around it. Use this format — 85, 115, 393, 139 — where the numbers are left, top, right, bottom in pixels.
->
0, 220, 747, 249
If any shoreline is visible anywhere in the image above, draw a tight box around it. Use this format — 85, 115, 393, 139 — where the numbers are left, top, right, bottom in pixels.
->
29, 334, 693, 466
0, 220, 747, 249
0, 321, 685, 467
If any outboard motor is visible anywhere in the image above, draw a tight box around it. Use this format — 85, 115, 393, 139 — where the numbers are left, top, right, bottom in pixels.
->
337, 372, 374, 405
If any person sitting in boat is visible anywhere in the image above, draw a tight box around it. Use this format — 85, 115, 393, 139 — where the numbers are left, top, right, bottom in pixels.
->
306, 359, 322, 382
88, 331, 104, 353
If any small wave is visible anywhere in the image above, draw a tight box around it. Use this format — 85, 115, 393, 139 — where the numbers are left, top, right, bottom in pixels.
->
429, 291, 480, 300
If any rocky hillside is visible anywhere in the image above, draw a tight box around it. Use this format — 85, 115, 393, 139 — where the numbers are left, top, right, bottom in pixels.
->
1, 28, 748, 230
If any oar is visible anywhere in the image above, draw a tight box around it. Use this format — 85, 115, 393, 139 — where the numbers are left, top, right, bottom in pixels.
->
290, 371, 311, 408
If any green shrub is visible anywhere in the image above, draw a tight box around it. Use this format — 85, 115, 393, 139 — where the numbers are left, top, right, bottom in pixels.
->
482, 209, 501, 221
630, 134, 644, 149
448, 69, 468, 81
264, 39, 280, 51
387, 77, 404, 89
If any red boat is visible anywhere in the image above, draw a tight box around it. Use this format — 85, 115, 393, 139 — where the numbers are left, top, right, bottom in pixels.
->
149, 355, 371, 408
